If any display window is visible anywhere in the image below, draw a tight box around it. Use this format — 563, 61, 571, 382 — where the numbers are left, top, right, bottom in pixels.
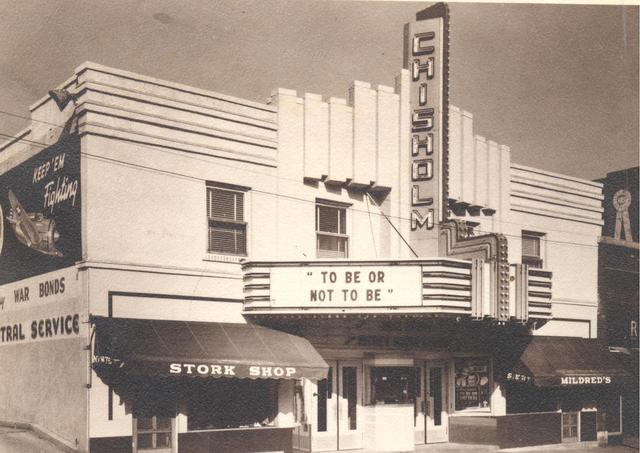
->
597, 395, 622, 434
506, 384, 557, 414
186, 379, 278, 430
454, 357, 491, 411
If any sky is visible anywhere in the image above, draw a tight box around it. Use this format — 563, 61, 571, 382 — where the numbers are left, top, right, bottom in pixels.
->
0, 0, 637, 180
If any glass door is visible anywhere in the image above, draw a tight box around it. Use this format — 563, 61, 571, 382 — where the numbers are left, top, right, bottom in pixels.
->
337, 361, 363, 450
425, 364, 448, 443
414, 362, 449, 444
414, 366, 426, 444
313, 362, 338, 451
312, 360, 363, 451
562, 412, 580, 442
133, 416, 175, 453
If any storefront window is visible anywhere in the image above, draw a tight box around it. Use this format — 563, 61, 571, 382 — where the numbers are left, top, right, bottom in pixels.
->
598, 395, 622, 434
454, 358, 491, 411
370, 367, 419, 404
186, 379, 278, 430
506, 384, 557, 414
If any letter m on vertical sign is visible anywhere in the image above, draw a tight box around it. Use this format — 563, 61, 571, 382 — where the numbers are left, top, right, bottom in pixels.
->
404, 3, 450, 255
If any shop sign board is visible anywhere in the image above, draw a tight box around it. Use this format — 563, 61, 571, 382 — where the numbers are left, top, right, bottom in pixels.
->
0, 297, 82, 346
0, 136, 81, 285
94, 360, 309, 379
0, 267, 78, 312
505, 372, 533, 384
168, 363, 299, 379
0, 268, 83, 346
268, 265, 423, 307
560, 376, 612, 385
504, 372, 615, 386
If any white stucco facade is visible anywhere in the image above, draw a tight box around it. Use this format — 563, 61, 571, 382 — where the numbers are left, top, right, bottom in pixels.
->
0, 56, 607, 452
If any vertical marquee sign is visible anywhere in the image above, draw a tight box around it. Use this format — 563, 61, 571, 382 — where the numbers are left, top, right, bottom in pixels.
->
404, 3, 450, 256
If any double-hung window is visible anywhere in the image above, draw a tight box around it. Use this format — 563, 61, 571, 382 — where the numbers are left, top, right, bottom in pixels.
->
316, 201, 349, 258
207, 184, 247, 256
522, 231, 544, 268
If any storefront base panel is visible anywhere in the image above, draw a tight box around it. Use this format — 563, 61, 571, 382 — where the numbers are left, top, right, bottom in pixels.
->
497, 413, 561, 449
363, 404, 414, 452
90, 436, 132, 453
450, 413, 562, 449
449, 416, 497, 446
90, 429, 294, 453
178, 427, 294, 453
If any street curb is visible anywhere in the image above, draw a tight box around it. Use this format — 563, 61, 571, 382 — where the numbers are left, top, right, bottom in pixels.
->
0, 419, 78, 453
500, 441, 600, 452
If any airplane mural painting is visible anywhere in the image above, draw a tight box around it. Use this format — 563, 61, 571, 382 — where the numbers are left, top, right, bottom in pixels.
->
7, 190, 62, 257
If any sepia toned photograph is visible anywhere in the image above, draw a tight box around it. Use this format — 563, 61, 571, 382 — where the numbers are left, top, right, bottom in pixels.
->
0, 1, 637, 452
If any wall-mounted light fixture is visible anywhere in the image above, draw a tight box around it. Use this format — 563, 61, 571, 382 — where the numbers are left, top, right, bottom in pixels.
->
48, 89, 77, 111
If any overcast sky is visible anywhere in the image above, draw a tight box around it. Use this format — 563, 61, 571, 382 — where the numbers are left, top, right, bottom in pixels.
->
0, 1, 637, 180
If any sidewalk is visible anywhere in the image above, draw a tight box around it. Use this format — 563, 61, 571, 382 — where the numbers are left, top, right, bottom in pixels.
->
0, 425, 67, 453
305, 441, 638, 453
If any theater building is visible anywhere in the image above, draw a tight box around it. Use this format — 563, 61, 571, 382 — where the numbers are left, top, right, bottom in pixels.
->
0, 3, 631, 453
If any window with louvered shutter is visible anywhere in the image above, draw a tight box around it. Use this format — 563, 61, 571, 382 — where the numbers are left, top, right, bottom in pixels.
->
207, 187, 247, 255
522, 232, 543, 268
316, 203, 348, 258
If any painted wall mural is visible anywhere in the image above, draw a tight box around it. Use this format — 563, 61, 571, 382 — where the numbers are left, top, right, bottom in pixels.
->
0, 135, 81, 285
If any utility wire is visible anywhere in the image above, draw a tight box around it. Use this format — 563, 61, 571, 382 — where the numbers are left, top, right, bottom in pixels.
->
0, 107, 605, 239
0, 128, 606, 251
0, 107, 605, 240
367, 192, 419, 258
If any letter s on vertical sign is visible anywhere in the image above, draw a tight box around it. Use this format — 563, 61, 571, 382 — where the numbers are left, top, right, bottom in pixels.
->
169, 363, 182, 374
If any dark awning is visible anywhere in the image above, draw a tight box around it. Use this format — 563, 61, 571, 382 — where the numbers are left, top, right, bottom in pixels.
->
499, 336, 633, 387
92, 316, 328, 381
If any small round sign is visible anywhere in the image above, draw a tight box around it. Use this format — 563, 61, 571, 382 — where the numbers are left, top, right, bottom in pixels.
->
613, 189, 631, 212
